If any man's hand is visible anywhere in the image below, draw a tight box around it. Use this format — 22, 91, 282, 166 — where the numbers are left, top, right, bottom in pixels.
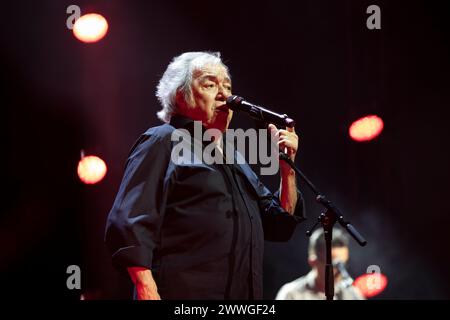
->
127, 267, 161, 300
268, 124, 299, 164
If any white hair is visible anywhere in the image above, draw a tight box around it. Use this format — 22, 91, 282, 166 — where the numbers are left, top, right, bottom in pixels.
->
156, 51, 230, 123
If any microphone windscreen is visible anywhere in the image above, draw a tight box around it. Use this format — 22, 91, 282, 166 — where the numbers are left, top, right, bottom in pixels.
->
226, 95, 243, 110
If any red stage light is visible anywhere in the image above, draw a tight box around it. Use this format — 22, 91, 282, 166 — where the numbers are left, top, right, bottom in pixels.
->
353, 272, 388, 298
78, 155, 107, 184
349, 115, 384, 142
73, 13, 108, 43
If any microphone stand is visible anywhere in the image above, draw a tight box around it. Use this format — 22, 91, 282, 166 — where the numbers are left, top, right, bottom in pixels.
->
279, 152, 367, 301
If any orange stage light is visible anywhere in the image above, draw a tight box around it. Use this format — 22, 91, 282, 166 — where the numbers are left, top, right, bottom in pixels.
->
73, 13, 108, 43
77, 155, 107, 184
349, 115, 384, 142
353, 272, 388, 298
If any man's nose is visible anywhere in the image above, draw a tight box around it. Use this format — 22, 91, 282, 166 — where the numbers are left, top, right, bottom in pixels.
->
217, 84, 231, 101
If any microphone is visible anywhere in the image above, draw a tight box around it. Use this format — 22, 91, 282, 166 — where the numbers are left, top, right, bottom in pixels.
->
333, 261, 354, 288
226, 95, 295, 128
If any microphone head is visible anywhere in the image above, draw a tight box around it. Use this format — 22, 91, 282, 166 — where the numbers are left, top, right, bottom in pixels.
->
226, 95, 243, 110
333, 260, 346, 272
333, 260, 345, 268
333, 260, 352, 278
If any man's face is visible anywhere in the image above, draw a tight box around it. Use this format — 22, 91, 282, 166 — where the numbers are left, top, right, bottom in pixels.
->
310, 246, 350, 281
178, 63, 233, 132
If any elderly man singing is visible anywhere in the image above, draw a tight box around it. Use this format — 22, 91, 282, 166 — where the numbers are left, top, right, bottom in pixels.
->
105, 51, 305, 300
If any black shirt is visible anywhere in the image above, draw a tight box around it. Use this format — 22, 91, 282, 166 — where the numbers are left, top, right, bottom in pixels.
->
105, 115, 306, 299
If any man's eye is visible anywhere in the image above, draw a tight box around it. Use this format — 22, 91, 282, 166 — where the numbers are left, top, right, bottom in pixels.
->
204, 83, 215, 88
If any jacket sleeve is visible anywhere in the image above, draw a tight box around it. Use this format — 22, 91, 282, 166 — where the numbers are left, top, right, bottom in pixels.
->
239, 163, 306, 242
257, 179, 306, 242
104, 133, 171, 272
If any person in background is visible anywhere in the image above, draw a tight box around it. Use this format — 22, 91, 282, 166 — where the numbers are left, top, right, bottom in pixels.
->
276, 228, 365, 300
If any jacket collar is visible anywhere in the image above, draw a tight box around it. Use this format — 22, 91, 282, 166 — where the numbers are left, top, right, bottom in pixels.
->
169, 114, 196, 130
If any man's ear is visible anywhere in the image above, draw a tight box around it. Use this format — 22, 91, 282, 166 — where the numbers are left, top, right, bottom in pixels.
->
176, 89, 192, 110
175, 90, 185, 108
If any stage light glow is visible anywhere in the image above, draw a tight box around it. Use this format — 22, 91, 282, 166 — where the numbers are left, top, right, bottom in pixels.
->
77, 155, 107, 184
353, 272, 388, 298
349, 115, 384, 142
73, 13, 108, 43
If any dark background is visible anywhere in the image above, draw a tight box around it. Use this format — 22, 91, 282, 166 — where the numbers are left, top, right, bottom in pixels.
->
1, 0, 449, 300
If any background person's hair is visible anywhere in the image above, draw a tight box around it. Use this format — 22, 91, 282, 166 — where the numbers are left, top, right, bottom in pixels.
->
308, 228, 350, 261
156, 51, 230, 123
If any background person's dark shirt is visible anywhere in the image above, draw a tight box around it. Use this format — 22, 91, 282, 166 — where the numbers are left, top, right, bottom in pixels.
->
105, 115, 306, 299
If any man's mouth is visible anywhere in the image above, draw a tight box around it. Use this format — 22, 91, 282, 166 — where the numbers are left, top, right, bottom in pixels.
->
216, 105, 229, 113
